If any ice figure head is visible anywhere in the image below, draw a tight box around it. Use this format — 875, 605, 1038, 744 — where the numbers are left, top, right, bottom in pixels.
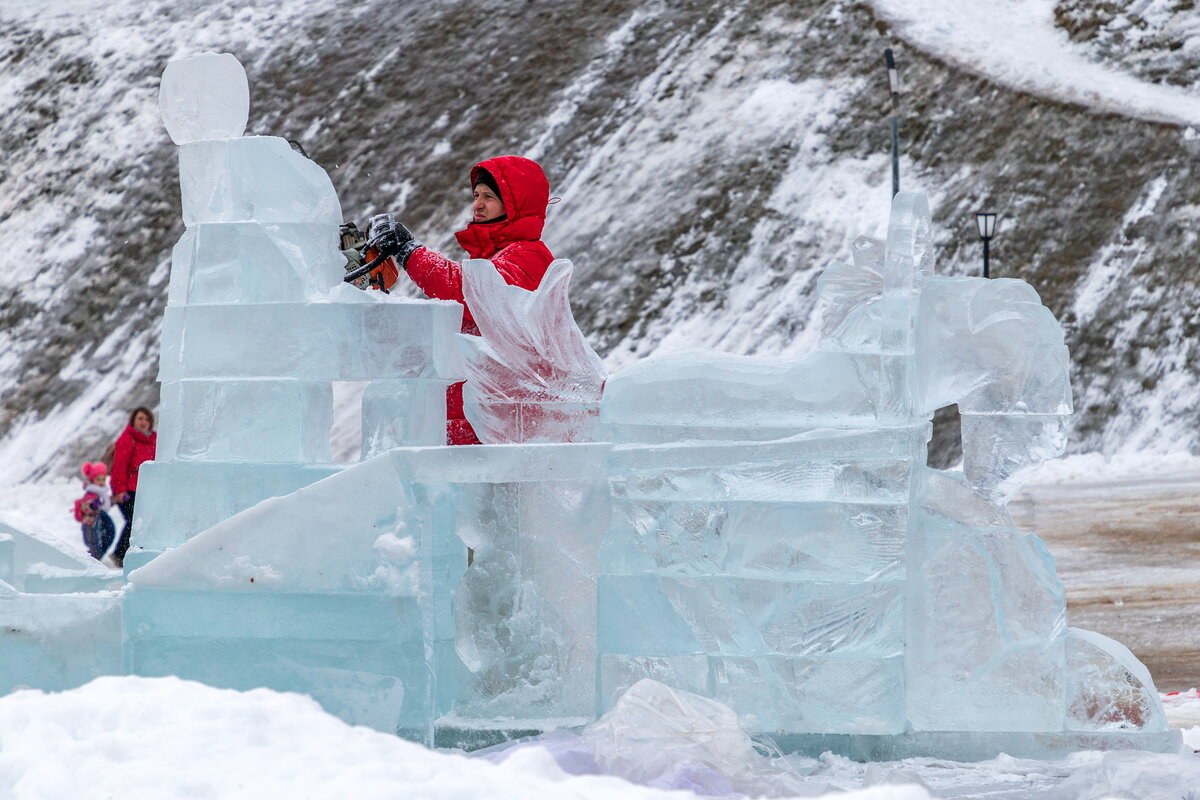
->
160, 53, 249, 145
816, 191, 1072, 503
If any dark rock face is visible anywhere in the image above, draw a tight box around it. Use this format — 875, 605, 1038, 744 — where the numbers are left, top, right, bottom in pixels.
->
0, 0, 1196, 478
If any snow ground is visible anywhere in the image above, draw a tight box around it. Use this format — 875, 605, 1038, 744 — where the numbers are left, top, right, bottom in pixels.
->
2, 458, 1200, 798
0, 676, 1193, 799
0, 478, 96, 562
868, 0, 1200, 129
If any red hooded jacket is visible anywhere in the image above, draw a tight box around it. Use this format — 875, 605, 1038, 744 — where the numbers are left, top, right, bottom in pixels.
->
111, 425, 157, 495
404, 156, 555, 444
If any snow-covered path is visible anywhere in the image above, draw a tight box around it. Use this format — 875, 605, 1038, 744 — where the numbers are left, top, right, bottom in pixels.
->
869, 0, 1200, 128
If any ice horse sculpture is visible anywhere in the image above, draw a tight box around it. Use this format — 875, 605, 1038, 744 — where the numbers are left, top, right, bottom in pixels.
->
114, 51, 1179, 760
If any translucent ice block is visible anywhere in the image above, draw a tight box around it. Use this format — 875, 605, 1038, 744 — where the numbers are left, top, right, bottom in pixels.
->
168, 222, 344, 305
133, 461, 340, 553
158, 299, 464, 382
603, 499, 905, 581
815, 235, 887, 351
178, 136, 342, 226
451, 476, 610, 719
598, 576, 902, 659
157, 378, 332, 463
123, 589, 428, 734
0, 520, 103, 593
360, 379, 450, 455
600, 350, 881, 439
130, 452, 413, 594
916, 277, 1072, 417
707, 655, 906, 734
613, 456, 915, 505
0, 593, 122, 695
908, 471, 1068, 732
159, 52, 248, 145
961, 413, 1070, 504
23, 564, 121, 594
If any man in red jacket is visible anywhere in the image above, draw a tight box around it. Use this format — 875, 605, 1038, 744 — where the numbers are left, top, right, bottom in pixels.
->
363, 155, 555, 445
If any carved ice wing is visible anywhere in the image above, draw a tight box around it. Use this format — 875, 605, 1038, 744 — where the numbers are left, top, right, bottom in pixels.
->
459, 259, 606, 443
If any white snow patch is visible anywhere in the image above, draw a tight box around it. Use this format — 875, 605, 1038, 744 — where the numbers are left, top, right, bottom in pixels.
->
869, 0, 1200, 128
1027, 451, 1200, 485
373, 531, 416, 563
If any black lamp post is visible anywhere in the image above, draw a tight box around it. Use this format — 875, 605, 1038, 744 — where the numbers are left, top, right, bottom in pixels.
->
884, 49, 900, 197
975, 212, 998, 278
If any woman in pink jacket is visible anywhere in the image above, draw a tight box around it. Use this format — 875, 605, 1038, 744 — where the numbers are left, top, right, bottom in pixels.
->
110, 406, 157, 568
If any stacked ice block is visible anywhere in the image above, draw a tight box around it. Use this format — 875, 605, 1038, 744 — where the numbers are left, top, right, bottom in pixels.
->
133, 53, 463, 566
0, 521, 122, 695
596, 197, 936, 737
125, 52, 465, 733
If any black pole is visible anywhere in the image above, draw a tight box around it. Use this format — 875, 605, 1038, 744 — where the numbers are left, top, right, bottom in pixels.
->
983, 237, 990, 279
885, 49, 900, 197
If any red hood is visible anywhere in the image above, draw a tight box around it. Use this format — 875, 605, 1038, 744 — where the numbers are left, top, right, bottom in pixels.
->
456, 155, 550, 258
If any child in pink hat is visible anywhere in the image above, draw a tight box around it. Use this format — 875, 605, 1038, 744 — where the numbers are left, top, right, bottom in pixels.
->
73, 462, 116, 563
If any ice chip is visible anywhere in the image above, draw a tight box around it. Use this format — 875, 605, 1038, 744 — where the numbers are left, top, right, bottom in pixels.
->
584, 679, 830, 797
160, 52, 249, 145
1065, 627, 1167, 732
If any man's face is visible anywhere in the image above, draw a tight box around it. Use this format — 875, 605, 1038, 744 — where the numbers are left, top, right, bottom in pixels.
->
472, 184, 504, 222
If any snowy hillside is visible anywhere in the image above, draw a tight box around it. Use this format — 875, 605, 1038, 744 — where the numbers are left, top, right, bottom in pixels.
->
2, 0, 1199, 480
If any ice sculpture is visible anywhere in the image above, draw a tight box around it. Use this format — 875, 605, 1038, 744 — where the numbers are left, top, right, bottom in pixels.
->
121, 184, 1173, 760
2, 52, 1175, 765
131, 52, 464, 566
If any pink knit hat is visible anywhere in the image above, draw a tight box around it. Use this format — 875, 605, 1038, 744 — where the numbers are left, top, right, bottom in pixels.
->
81, 462, 107, 481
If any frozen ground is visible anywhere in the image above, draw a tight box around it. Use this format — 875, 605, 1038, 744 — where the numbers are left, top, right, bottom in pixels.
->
1, 454, 1199, 797
1013, 453, 1200, 691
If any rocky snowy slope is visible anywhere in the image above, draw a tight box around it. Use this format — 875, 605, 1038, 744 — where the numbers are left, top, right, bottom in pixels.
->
1, 0, 1198, 480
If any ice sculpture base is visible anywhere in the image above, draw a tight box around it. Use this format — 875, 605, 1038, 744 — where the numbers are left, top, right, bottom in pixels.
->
768, 728, 1183, 762
0, 593, 122, 696
124, 589, 426, 734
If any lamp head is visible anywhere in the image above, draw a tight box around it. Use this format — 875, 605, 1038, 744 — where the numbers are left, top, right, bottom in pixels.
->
975, 212, 998, 240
